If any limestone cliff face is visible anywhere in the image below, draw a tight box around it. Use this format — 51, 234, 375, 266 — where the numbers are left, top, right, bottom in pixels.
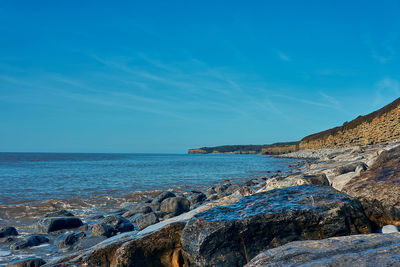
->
300, 98, 400, 149
261, 144, 299, 155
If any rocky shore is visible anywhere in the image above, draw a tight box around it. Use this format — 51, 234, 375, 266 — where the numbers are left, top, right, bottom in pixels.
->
2, 141, 400, 266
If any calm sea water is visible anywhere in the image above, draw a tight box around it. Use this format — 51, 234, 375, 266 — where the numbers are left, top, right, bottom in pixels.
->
0, 153, 299, 264
0, 152, 294, 206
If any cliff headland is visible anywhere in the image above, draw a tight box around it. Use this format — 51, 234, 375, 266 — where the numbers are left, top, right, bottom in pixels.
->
4, 98, 400, 266
189, 97, 400, 155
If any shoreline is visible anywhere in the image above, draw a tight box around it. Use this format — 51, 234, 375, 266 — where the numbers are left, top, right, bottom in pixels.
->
0, 156, 307, 266
2, 141, 400, 266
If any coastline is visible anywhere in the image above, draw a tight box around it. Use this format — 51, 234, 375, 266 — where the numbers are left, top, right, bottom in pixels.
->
2, 141, 400, 266
0, 156, 306, 266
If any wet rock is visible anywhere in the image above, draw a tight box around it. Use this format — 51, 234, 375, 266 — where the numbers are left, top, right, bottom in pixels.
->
91, 223, 116, 238
0, 227, 18, 238
259, 173, 329, 191
151, 191, 176, 204
44, 209, 74, 217
108, 208, 129, 216
188, 192, 207, 208
55, 231, 86, 249
122, 204, 152, 218
6, 257, 46, 267
181, 185, 371, 266
206, 194, 219, 201
134, 212, 159, 230
88, 214, 105, 220
205, 187, 216, 197
101, 215, 134, 233
78, 223, 91, 231
343, 146, 400, 227
381, 225, 399, 234
160, 197, 190, 216
246, 233, 400, 267
237, 186, 256, 196
11, 235, 49, 250
74, 235, 108, 250
0, 236, 16, 243
35, 216, 83, 233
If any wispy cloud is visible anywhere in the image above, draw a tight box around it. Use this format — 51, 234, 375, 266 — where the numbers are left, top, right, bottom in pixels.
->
277, 50, 291, 62
373, 78, 400, 106
365, 33, 398, 64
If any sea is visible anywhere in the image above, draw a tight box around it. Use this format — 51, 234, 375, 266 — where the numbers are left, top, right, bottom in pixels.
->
0, 152, 301, 264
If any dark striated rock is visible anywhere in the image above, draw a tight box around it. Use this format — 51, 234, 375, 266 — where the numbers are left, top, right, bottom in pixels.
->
74, 235, 108, 251
0, 226, 18, 238
55, 232, 86, 249
44, 209, 74, 218
91, 224, 116, 238
160, 197, 190, 216
7, 257, 46, 267
35, 217, 83, 233
134, 212, 159, 230
181, 185, 371, 266
151, 191, 176, 204
108, 208, 129, 216
343, 146, 400, 227
11, 235, 49, 250
101, 215, 134, 233
122, 204, 152, 218
246, 233, 400, 267
188, 192, 207, 208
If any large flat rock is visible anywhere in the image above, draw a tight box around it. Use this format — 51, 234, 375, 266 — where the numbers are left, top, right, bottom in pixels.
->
246, 233, 400, 267
181, 185, 371, 266
343, 146, 400, 227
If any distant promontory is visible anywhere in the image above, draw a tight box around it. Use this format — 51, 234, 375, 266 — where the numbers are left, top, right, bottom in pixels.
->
189, 97, 400, 154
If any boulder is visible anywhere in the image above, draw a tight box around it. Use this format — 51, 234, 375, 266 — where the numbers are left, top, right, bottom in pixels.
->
122, 204, 152, 218
6, 257, 46, 267
181, 185, 371, 266
35, 217, 83, 233
55, 231, 86, 249
259, 173, 329, 191
188, 192, 207, 208
246, 233, 400, 267
134, 212, 159, 230
74, 235, 108, 251
151, 191, 176, 204
108, 208, 129, 216
160, 197, 190, 216
343, 146, 400, 227
0, 227, 18, 238
11, 235, 49, 250
91, 224, 116, 238
44, 209, 74, 217
101, 215, 134, 233
79, 222, 187, 267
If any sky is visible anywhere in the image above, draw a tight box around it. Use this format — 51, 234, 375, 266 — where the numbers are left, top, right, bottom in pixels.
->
0, 1, 400, 153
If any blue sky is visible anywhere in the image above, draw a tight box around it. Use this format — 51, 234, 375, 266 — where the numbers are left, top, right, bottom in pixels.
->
1, 1, 400, 153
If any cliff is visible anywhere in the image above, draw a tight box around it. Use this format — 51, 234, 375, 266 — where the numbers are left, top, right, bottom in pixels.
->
261, 143, 299, 155
188, 142, 299, 155
300, 97, 400, 149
